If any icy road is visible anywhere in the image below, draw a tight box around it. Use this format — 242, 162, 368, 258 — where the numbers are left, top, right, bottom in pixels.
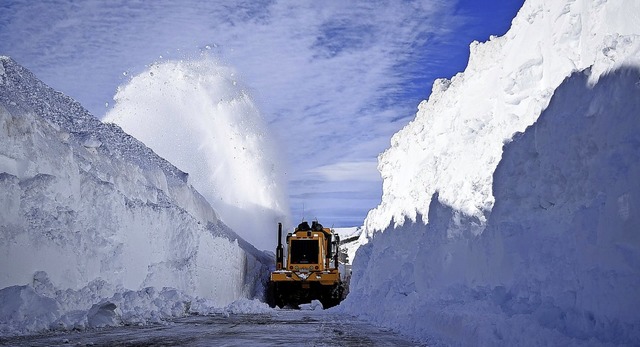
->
0, 310, 423, 346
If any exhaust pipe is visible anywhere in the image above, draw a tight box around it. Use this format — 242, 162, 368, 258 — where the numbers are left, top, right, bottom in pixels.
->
276, 222, 283, 270
334, 234, 340, 269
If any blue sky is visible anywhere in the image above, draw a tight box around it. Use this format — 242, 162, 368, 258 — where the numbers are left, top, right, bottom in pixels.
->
0, 0, 524, 228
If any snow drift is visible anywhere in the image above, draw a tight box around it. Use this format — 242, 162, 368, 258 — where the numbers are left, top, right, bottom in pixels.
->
0, 57, 272, 335
343, 0, 640, 345
103, 57, 289, 251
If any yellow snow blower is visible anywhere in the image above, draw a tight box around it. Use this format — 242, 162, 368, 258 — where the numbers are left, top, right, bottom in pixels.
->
267, 221, 344, 308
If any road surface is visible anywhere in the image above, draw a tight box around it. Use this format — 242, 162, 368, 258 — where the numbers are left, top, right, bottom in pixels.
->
0, 310, 424, 346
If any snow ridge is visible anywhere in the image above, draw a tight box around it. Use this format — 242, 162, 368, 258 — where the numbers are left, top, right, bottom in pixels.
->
0, 57, 271, 335
0, 56, 188, 186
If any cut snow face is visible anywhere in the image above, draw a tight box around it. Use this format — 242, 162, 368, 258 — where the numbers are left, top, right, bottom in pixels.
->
0, 56, 272, 336
104, 57, 289, 251
343, 65, 640, 346
363, 0, 640, 235
341, 0, 640, 345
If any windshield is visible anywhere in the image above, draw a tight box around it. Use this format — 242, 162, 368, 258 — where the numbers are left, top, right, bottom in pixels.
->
290, 239, 319, 264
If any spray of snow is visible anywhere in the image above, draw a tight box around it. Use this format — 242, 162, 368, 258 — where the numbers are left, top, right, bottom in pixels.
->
104, 56, 289, 251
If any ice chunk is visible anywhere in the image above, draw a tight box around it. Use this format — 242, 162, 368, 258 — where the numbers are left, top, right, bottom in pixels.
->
87, 302, 119, 328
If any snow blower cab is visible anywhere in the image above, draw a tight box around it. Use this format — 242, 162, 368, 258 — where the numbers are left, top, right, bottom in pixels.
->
267, 221, 344, 309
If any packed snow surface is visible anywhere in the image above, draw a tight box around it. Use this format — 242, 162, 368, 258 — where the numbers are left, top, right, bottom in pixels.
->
103, 57, 290, 251
0, 56, 272, 336
343, 0, 640, 345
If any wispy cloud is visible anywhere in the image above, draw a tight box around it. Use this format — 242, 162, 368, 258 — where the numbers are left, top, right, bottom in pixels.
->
308, 162, 380, 182
0, 0, 465, 227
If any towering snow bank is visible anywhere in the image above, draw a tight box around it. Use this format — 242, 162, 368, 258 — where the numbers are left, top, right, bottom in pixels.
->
103, 57, 289, 251
341, 0, 640, 344
364, 0, 640, 234
0, 57, 271, 334
343, 65, 640, 346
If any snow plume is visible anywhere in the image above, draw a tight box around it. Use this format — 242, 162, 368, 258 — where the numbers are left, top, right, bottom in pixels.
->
364, 0, 640, 235
104, 56, 289, 251
0, 57, 272, 335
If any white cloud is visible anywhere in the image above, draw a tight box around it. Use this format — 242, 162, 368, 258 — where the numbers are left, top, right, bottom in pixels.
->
308, 161, 380, 182
0, 0, 464, 228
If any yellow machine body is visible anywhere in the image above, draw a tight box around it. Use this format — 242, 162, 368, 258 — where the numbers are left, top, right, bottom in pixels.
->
267, 221, 344, 308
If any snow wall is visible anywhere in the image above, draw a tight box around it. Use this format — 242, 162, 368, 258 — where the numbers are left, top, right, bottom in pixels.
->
341, 0, 640, 345
364, 0, 640, 233
0, 57, 272, 335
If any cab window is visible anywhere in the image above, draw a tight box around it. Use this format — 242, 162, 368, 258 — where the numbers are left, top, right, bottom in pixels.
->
290, 240, 319, 264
